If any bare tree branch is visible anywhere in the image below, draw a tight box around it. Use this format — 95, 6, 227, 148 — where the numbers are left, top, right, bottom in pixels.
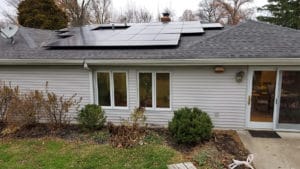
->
89, 0, 112, 24
198, 0, 253, 24
198, 0, 227, 23
115, 2, 153, 23
180, 9, 198, 21
215, 0, 253, 25
55, 0, 92, 26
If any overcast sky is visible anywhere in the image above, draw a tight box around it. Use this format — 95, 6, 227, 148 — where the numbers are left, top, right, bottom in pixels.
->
112, 0, 268, 17
0, 0, 268, 21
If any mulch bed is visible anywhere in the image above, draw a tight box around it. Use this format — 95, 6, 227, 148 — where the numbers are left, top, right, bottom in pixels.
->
0, 124, 86, 140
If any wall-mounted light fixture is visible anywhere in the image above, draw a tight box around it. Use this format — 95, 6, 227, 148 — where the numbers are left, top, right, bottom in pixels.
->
214, 66, 225, 73
236, 71, 245, 83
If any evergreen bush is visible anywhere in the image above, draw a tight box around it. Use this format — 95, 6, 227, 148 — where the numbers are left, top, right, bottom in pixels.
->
78, 104, 106, 130
168, 107, 213, 144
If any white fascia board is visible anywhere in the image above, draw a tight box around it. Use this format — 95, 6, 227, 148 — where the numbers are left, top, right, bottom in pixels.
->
85, 58, 300, 66
0, 58, 300, 66
0, 59, 83, 65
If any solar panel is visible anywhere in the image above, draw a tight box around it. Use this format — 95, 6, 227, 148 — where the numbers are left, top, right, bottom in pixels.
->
201, 23, 224, 29
140, 28, 162, 34
160, 28, 182, 34
182, 28, 204, 34
155, 34, 180, 40
92, 23, 129, 30
109, 34, 134, 41
57, 32, 73, 38
45, 21, 212, 48
131, 35, 156, 41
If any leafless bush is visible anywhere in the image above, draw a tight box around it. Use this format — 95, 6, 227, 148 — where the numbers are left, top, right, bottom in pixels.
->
6, 90, 44, 127
108, 107, 147, 148
0, 82, 19, 123
0, 82, 82, 132
44, 91, 81, 130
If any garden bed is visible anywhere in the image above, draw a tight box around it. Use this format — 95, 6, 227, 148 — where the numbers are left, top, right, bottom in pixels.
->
0, 124, 251, 169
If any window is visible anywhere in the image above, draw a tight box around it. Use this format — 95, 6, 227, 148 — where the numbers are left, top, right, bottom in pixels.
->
139, 72, 170, 109
139, 73, 153, 107
156, 73, 170, 108
97, 72, 127, 107
113, 73, 127, 107
97, 72, 111, 106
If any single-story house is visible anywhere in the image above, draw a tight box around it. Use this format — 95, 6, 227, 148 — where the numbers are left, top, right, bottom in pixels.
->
1, 19, 300, 131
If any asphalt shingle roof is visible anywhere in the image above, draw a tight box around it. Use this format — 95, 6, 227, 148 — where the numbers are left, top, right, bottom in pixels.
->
0, 20, 299, 60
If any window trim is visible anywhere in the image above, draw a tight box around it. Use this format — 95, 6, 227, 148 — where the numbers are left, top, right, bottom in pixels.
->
137, 71, 171, 111
95, 70, 129, 110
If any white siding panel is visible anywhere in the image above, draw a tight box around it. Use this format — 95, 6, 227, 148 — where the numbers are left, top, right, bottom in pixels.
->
172, 67, 248, 128
0, 65, 248, 128
0, 66, 91, 120
101, 66, 248, 129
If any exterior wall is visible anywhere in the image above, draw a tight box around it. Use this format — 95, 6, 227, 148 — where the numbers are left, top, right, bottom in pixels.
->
172, 66, 248, 129
0, 66, 91, 120
0, 65, 248, 128
93, 66, 248, 129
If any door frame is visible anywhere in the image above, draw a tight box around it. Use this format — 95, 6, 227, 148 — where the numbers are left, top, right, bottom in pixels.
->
246, 66, 279, 130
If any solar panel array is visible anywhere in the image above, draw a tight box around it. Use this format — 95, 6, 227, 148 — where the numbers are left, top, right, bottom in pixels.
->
45, 22, 223, 48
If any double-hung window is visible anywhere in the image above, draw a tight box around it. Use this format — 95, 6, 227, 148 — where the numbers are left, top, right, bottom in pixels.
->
97, 71, 127, 108
139, 72, 170, 109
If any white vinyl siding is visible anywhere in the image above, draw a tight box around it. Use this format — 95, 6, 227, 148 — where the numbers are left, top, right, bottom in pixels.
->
172, 67, 248, 128
0, 66, 90, 121
0, 65, 248, 128
96, 66, 248, 129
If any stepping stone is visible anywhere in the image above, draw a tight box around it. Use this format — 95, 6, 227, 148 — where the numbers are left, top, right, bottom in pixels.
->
167, 162, 197, 169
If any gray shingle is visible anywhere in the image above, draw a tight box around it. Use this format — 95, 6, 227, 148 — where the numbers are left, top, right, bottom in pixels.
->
0, 20, 299, 60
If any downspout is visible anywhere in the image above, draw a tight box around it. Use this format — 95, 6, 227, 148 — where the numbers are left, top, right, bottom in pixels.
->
83, 59, 95, 104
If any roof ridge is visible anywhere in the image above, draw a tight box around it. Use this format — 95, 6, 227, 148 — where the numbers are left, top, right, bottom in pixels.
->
247, 20, 300, 32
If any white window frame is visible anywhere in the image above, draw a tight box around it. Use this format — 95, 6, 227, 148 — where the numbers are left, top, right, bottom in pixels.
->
137, 71, 171, 111
95, 71, 129, 110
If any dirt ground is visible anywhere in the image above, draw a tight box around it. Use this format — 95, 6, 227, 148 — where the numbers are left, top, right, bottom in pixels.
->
168, 130, 251, 169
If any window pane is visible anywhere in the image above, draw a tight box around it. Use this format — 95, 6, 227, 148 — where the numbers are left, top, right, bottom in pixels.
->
97, 72, 111, 106
113, 73, 127, 107
250, 71, 276, 122
139, 73, 152, 107
279, 71, 300, 125
156, 73, 170, 108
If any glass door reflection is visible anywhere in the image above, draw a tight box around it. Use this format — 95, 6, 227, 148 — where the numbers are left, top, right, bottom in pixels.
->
250, 71, 276, 122
278, 71, 300, 130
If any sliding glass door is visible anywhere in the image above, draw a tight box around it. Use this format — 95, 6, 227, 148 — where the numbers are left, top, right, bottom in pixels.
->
248, 70, 277, 129
248, 68, 300, 131
276, 71, 300, 130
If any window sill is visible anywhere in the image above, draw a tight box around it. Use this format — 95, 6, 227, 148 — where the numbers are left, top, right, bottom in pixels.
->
144, 108, 172, 111
102, 106, 129, 110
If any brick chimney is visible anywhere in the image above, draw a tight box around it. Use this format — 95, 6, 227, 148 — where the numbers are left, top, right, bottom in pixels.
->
161, 12, 171, 23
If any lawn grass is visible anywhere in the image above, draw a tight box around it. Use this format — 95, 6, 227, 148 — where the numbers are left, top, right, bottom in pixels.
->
0, 138, 184, 169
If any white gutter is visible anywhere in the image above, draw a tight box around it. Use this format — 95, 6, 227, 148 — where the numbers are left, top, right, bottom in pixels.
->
87, 58, 300, 66
0, 58, 300, 66
0, 59, 83, 65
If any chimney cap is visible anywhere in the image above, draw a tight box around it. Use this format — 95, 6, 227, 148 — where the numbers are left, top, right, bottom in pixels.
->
162, 12, 170, 17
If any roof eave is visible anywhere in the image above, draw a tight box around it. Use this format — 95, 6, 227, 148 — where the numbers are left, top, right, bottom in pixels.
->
0, 58, 300, 66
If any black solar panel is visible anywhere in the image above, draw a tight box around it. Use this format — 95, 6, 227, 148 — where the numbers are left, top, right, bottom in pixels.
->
45, 21, 222, 48
201, 23, 224, 29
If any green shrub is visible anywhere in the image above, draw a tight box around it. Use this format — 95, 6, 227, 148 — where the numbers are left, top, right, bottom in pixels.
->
194, 151, 209, 167
78, 104, 106, 130
168, 107, 213, 144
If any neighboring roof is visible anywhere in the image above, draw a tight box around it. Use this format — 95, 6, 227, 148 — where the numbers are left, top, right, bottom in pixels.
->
0, 20, 300, 65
